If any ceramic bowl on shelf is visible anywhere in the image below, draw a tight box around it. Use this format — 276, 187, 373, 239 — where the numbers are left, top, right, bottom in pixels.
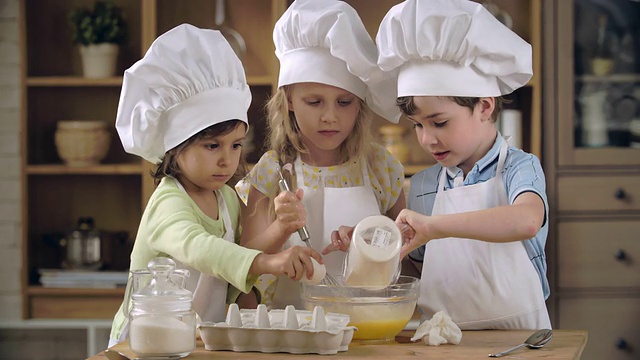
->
54, 120, 111, 167
301, 275, 419, 342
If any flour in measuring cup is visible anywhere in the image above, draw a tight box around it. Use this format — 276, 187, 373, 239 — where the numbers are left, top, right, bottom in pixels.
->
130, 316, 195, 355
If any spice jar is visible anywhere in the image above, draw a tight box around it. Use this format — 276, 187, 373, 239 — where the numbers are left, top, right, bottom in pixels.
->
128, 257, 195, 357
379, 125, 410, 163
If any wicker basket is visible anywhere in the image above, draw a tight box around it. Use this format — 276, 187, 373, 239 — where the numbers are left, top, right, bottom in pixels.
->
55, 120, 111, 167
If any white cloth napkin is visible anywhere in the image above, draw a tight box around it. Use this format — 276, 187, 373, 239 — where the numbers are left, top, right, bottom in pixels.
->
411, 311, 462, 346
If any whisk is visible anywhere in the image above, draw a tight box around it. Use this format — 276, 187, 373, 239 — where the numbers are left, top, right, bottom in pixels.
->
276, 166, 341, 287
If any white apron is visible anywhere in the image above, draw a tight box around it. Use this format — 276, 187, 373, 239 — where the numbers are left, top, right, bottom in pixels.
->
418, 138, 551, 330
270, 156, 380, 309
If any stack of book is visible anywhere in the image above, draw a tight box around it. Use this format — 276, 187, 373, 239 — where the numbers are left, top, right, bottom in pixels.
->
38, 269, 129, 289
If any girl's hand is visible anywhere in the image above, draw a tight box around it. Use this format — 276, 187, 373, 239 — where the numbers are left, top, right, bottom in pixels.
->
251, 246, 323, 281
274, 188, 306, 237
322, 225, 354, 254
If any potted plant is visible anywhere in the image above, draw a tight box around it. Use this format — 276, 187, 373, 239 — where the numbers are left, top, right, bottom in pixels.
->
69, 1, 128, 78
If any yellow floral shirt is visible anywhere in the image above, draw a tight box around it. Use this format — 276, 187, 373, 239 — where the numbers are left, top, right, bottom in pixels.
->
236, 143, 405, 214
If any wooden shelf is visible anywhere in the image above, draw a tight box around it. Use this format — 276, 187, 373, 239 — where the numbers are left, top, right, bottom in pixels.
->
26, 76, 124, 87
28, 286, 125, 296
247, 75, 275, 86
27, 286, 125, 320
25, 164, 143, 175
577, 74, 640, 83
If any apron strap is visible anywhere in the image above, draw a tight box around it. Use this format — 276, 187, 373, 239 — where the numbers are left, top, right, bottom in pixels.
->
294, 156, 305, 189
216, 189, 234, 240
496, 136, 509, 174
494, 136, 509, 191
359, 157, 372, 187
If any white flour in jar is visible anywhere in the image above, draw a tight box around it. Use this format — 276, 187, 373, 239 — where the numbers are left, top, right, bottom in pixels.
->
130, 316, 194, 355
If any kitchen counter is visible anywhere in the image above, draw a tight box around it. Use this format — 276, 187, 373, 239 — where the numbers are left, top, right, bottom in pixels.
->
89, 329, 588, 359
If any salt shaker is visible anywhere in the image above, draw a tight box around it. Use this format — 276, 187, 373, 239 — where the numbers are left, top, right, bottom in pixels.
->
128, 257, 196, 357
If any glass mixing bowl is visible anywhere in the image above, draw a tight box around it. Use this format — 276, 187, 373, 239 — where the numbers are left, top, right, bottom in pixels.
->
301, 275, 419, 341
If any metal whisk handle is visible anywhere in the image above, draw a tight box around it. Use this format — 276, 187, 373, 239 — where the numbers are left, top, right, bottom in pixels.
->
277, 178, 311, 244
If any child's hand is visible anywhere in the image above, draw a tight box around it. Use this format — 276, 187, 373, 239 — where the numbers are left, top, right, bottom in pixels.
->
322, 225, 354, 254
274, 188, 306, 237
396, 209, 430, 259
251, 246, 323, 281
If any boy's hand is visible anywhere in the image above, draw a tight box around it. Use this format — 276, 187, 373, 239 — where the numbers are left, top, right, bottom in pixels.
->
322, 225, 354, 254
274, 188, 306, 237
251, 245, 323, 281
396, 209, 431, 259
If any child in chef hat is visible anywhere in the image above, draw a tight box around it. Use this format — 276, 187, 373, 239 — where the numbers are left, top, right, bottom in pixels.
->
108, 23, 323, 347
235, 0, 406, 309
377, 0, 551, 330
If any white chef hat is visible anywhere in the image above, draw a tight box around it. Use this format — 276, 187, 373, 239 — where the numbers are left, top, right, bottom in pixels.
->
115, 23, 251, 164
274, 0, 400, 123
377, 0, 532, 97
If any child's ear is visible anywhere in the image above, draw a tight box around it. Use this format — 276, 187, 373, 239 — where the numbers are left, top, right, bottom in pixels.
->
478, 97, 496, 122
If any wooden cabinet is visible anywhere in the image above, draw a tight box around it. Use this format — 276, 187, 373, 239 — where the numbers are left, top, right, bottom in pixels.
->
18, 0, 288, 319
19, 0, 543, 319
20, 0, 146, 319
543, 1, 640, 359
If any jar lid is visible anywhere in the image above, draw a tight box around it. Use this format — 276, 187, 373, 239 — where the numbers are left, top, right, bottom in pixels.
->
132, 257, 192, 304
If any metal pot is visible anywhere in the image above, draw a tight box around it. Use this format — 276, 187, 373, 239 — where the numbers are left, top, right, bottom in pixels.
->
213, 0, 246, 60
60, 217, 103, 270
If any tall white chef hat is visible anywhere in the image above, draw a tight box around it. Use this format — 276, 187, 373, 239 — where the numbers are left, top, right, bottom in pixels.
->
377, 0, 532, 97
115, 23, 251, 164
274, 0, 400, 123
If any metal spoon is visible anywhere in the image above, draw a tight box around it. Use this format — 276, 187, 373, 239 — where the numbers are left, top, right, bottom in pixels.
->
488, 329, 553, 357
104, 349, 182, 360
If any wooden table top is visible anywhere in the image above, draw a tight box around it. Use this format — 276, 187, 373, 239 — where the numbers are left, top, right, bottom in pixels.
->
91, 329, 587, 359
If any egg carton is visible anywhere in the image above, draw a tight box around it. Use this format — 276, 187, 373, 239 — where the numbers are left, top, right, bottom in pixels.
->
198, 304, 356, 355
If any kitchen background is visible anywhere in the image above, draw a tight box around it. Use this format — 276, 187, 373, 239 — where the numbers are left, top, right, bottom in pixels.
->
1, 0, 639, 359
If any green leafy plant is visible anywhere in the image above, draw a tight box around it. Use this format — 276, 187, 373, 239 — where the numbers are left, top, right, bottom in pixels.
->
69, 1, 128, 45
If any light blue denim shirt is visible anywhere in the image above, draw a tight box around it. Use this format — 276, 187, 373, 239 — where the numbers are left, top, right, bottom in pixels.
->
407, 135, 550, 299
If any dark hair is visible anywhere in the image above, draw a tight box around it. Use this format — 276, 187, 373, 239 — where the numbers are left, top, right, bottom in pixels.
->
151, 120, 248, 186
396, 96, 508, 122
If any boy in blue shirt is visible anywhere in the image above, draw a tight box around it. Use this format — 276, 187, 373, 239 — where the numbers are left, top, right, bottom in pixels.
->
377, 0, 551, 330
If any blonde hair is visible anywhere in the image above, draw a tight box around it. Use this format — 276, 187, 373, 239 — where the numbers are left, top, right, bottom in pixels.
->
260, 86, 377, 214
266, 86, 376, 169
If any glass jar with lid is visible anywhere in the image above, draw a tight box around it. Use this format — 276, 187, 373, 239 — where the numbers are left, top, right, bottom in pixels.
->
128, 257, 195, 357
